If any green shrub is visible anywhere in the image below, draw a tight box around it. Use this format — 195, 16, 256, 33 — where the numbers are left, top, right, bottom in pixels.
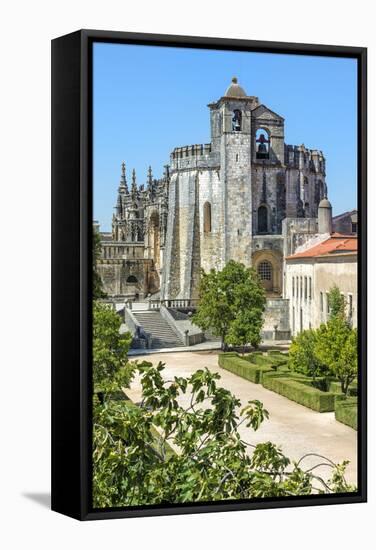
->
245, 354, 271, 366
329, 380, 358, 397
335, 398, 358, 430
267, 350, 289, 358
218, 353, 272, 384
262, 374, 336, 412
288, 329, 329, 379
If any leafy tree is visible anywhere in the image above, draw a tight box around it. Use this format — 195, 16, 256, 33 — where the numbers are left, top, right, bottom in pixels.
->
193, 260, 266, 351
328, 285, 346, 320
93, 301, 133, 401
92, 361, 354, 508
226, 309, 264, 355
288, 329, 328, 380
93, 227, 106, 300
315, 318, 357, 396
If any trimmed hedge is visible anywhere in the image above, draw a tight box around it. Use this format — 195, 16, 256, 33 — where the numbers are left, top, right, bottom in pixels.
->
218, 352, 354, 417
329, 380, 358, 397
244, 351, 288, 368
218, 353, 273, 384
262, 373, 336, 412
335, 398, 358, 430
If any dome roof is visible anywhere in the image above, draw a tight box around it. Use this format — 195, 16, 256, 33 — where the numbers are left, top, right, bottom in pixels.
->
224, 77, 247, 97
319, 197, 332, 208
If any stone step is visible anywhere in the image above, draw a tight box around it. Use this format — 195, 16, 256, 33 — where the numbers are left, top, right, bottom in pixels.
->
132, 310, 184, 349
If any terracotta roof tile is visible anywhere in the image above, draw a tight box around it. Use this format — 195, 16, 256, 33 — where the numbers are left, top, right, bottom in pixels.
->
286, 235, 357, 260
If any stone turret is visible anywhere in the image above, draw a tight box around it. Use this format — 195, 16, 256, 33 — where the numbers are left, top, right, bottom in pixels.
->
318, 196, 333, 234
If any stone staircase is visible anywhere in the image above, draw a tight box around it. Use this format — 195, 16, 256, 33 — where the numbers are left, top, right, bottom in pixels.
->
132, 311, 184, 349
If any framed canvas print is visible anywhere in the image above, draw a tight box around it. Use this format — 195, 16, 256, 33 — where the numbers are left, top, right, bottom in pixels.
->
51, 30, 367, 520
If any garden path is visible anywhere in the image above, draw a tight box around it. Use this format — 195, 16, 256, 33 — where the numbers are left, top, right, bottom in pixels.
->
126, 351, 357, 486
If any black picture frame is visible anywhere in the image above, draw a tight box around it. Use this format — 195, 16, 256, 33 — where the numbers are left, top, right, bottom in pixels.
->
51, 29, 367, 521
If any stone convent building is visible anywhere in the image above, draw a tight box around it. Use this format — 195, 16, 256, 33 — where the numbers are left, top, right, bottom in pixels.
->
96, 77, 341, 338
97, 77, 328, 300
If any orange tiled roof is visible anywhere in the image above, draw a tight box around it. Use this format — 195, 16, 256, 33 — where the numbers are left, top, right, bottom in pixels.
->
286, 234, 357, 260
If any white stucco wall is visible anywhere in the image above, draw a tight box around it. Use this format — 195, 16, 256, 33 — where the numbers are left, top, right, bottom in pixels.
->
285, 253, 357, 335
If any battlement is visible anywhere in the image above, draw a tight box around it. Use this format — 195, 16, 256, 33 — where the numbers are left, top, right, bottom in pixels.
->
285, 144, 325, 172
171, 143, 212, 160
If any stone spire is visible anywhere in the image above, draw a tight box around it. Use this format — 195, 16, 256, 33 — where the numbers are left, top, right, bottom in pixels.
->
147, 165, 153, 189
131, 168, 138, 198
119, 161, 128, 193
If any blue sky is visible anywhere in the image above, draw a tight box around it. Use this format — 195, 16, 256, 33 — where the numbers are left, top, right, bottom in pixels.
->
93, 42, 357, 232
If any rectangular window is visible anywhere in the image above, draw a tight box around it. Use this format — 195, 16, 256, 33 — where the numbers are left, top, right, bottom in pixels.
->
304, 277, 307, 301
320, 292, 323, 312
326, 292, 330, 314
292, 277, 295, 297
309, 277, 312, 300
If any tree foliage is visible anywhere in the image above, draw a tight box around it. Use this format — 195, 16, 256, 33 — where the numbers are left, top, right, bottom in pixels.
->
193, 260, 266, 351
288, 329, 328, 380
315, 318, 357, 396
92, 289, 354, 508
93, 301, 133, 399
92, 361, 354, 508
328, 285, 346, 320
93, 227, 107, 300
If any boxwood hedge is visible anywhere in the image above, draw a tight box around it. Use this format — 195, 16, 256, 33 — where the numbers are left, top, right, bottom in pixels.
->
335, 397, 358, 430
261, 372, 336, 412
218, 353, 273, 384
218, 352, 352, 416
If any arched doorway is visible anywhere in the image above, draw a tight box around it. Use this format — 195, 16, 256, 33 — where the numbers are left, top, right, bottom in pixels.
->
257, 260, 273, 291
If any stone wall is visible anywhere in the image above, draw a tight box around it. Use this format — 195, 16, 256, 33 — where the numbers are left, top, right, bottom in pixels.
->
262, 298, 291, 340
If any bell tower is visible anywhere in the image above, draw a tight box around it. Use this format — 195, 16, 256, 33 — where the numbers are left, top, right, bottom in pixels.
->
208, 77, 259, 265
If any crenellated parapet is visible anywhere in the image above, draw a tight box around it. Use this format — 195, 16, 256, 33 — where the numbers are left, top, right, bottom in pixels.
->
170, 143, 219, 171
284, 144, 326, 174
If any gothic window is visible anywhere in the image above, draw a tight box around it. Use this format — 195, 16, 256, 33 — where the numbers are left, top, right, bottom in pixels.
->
232, 110, 242, 131
257, 205, 268, 233
126, 275, 138, 284
203, 202, 212, 233
256, 129, 270, 159
258, 260, 272, 281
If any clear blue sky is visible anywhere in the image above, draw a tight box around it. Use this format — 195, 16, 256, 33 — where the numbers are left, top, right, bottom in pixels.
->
93, 42, 357, 232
